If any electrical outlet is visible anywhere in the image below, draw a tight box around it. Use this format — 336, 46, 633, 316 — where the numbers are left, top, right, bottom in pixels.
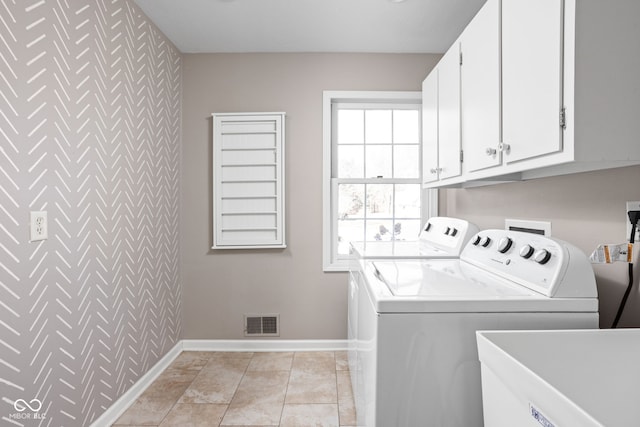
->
627, 201, 640, 242
30, 211, 48, 242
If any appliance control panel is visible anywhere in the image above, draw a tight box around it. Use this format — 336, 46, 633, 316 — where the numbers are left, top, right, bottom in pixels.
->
419, 217, 479, 254
461, 229, 597, 298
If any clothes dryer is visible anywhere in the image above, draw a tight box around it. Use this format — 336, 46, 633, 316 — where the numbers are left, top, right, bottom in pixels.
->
349, 216, 479, 261
348, 217, 479, 405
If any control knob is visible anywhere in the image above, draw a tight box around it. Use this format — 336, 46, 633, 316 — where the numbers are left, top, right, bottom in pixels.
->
480, 236, 492, 247
533, 249, 552, 265
497, 237, 513, 253
472, 236, 482, 246
519, 244, 535, 259
445, 227, 451, 235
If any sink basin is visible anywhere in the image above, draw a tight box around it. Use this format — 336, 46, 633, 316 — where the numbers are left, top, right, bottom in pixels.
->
476, 329, 640, 427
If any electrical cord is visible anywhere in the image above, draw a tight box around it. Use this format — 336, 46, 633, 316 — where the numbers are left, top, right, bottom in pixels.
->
611, 212, 640, 328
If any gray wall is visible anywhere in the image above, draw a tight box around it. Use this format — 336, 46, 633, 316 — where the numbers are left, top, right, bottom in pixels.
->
442, 165, 640, 328
182, 53, 640, 336
181, 53, 439, 339
0, 1, 182, 425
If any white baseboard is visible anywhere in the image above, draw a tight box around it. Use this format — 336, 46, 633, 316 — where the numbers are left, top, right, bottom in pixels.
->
182, 339, 348, 352
89, 340, 183, 427
91, 338, 348, 426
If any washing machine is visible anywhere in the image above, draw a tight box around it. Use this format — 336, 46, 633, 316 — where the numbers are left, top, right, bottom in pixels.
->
355, 229, 599, 427
348, 217, 479, 408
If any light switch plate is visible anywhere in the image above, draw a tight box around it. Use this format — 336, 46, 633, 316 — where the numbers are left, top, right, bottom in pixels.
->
30, 211, 48, 242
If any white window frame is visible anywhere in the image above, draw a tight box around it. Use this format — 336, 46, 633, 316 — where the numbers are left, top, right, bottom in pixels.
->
322, 91, 438, 272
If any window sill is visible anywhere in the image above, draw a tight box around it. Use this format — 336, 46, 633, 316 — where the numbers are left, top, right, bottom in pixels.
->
323, 261, 350, 273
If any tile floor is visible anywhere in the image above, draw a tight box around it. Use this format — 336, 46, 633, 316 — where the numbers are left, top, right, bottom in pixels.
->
113, 351, 356, 427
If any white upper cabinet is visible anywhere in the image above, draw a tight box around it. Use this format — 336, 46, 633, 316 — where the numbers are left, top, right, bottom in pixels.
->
422, 69, 439, 184
438, 44, 462, 180
502, 0, 564, 164
422, 0, 640, 188
460, 0, 501, 173
421, 43, 462, 184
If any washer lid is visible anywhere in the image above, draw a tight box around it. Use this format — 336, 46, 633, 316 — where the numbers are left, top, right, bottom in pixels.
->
368, 260, 598, 313
372, 260, 529, 298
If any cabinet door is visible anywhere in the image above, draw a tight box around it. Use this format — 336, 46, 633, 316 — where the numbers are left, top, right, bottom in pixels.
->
460, 0, 501, 172
422, 70, 439, 184
438, 43, 462, 180
502, 0, 564, 163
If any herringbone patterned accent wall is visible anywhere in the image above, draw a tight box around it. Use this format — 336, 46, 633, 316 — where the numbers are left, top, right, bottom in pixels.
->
0, 0, 182, 425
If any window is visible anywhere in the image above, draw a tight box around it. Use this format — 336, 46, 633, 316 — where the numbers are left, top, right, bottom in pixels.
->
323, 91, 438, 271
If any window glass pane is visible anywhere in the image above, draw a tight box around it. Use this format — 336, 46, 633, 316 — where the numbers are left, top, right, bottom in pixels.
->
393, 110, 420, 144
366, 219, 394, 242
337, 110, 364, 144
393, 219, 422, 241
338, 145, 364, 178
365, 145, 392, 178
393, 145, 420, 178
328, 99, 425, 268
395, 184, 421, 218
365, 110, 392, 144
338, 184, 365, 219
366, 184, 393, 218
338, 219, 364, 255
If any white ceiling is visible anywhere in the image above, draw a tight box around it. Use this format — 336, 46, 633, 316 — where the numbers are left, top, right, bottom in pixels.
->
133, 0, 486, 54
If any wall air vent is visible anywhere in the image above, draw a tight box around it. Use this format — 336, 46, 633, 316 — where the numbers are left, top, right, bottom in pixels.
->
244, 314, 280, 337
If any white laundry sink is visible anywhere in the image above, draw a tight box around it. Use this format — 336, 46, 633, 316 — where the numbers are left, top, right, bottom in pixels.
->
477, 329, 640, 427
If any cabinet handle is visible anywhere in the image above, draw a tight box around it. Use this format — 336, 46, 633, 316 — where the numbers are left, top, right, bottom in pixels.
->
500, 143, 511, 154
485, 148, 497, 156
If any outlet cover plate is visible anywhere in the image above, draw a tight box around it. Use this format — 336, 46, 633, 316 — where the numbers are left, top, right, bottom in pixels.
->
30, 211, 48, 242
627, 201, 640, 242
